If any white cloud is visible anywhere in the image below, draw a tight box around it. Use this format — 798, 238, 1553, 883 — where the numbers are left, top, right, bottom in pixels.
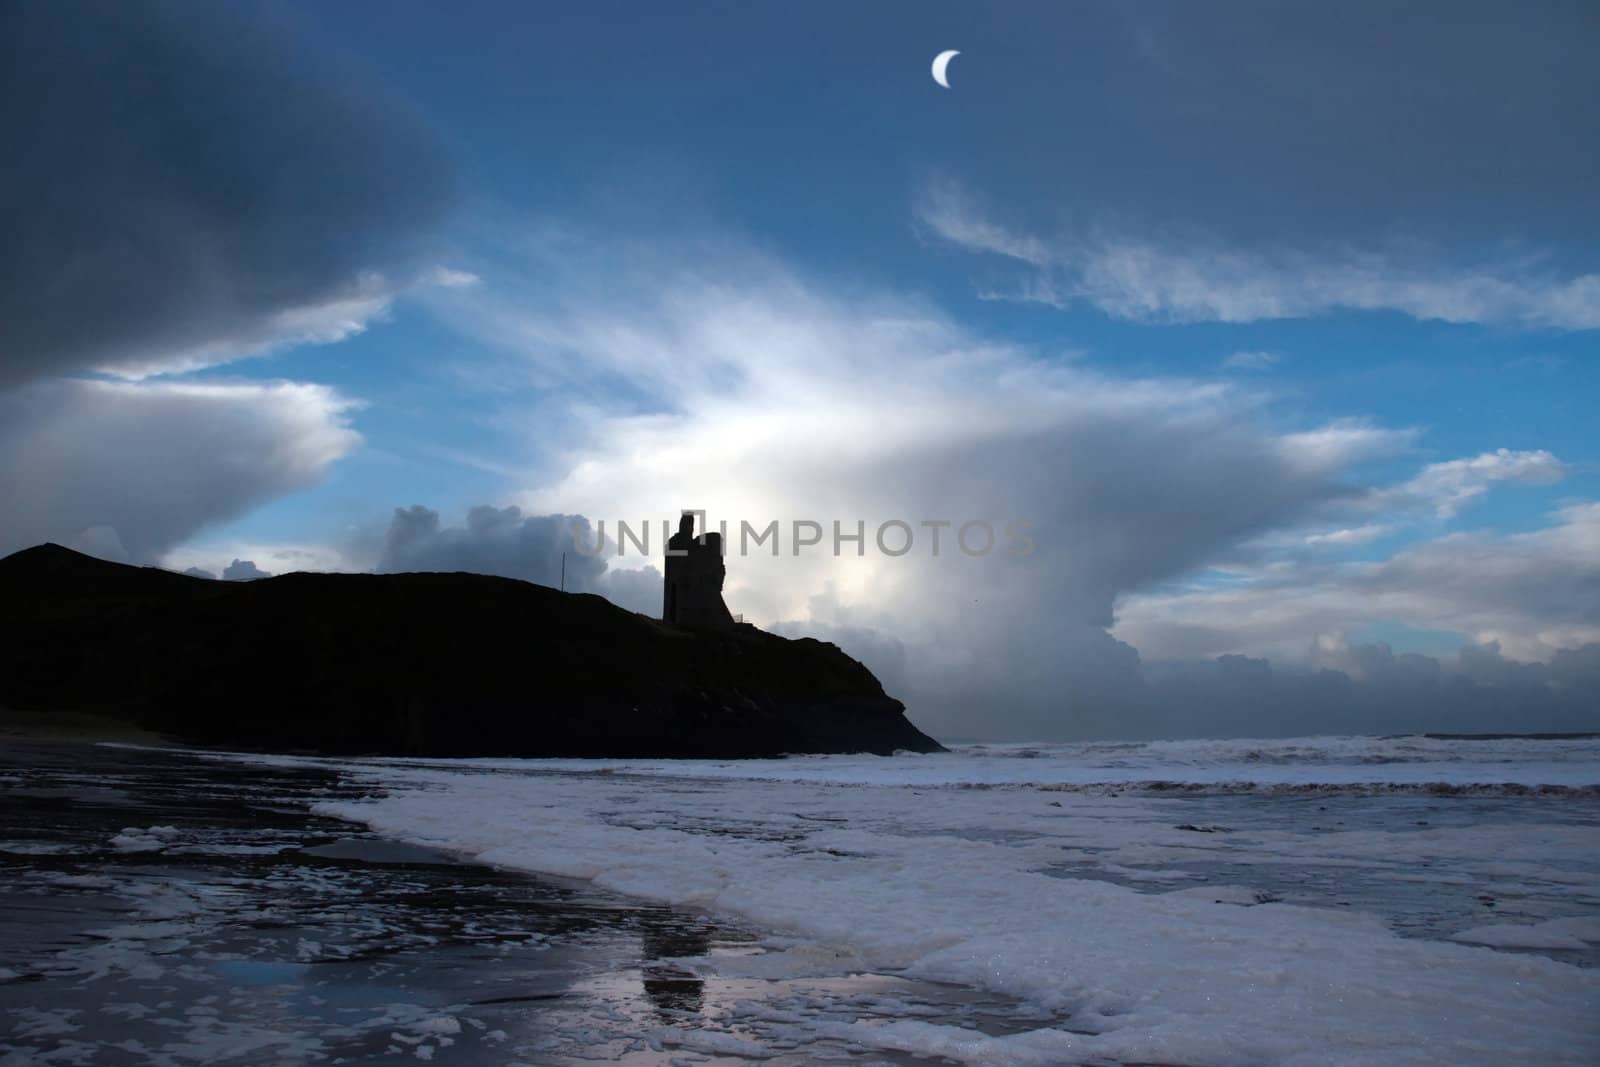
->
94, 216, 1582, 739
426, 267, 481, 289
1221, 350, 1281, 371
161, 540, 361, 579
1277, 419, 1420, 475
917, 179, 1600, 330
1116, 502, 1600, 665
0, 379, 360, 563
454, 252, 1358, 626
1379, 448, 1567, 519
1231, 448, 1567, 561
1303, 523, 1393, 547
424, 228, 1488, 736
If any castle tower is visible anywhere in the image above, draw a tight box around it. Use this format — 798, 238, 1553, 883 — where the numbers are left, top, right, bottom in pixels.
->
662, 511, 735, 628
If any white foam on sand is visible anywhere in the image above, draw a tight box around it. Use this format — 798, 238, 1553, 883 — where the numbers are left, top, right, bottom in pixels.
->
275, 739, 1600, 1067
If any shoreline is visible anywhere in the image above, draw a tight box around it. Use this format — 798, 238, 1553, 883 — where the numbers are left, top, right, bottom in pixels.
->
0, 706, 180, 747
0, 737, 1042, 1065
299, 737, 1600, 1064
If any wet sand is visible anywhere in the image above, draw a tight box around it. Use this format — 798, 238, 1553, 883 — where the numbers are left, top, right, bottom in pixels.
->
0, 740, 1044, 1065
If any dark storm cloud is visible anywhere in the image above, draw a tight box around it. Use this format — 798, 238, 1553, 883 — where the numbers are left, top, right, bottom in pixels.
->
760, 420, 1599, 741
796, 616, 1600, 742
1132, 642, 1600, 740
0, 0, 454, 386
829, 408, 1356, 634
375, 504, 665, 616
378, 506, 607, 590
757, 403, 1355, 741
926, 0, 1599, 276
1119, 0, 1600, 239
0, 1, 449, 568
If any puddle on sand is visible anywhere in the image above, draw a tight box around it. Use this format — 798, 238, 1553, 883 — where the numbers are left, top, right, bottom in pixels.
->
1, 741, 1063, 1065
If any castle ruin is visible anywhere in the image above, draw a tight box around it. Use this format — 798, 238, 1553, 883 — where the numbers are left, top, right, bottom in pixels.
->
662, 511, 735, 628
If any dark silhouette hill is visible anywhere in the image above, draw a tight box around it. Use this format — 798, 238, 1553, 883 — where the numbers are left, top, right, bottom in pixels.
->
0, 544, 943, 757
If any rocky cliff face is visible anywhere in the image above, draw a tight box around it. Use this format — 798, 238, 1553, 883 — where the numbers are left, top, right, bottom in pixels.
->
0, 544, 943, 757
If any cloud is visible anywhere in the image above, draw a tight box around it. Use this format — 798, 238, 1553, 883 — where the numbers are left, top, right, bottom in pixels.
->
0, 2, 452, 579
1136, 640, 1600, 739
1232, 448, 1567, 561
447, 224, 1600, 738
1276, 420, 1418, 474
95, 278, 399, 382
1376, 448, 1567, 520
0, 379, 359, 563
371, 503, 665, 616
898, 3, 1597, 304
1116, 1, 1600, 239
71, 526, 130, 565
163, 541, 363, 581
595, 565, 667, 617
430, 228, 1584, 737
916, 179, 1600, 330
466, 245, 1366, 614
82, 175, 1572, 740
426, 268, 482, 290
378, 505, 602, 588
1221, 350, 1281, 372
1117, 502, 1600, 666
1302, 524, 1393, 548
222, 559, 272, 581
0, 0, 454, 387
134, 211, 1580, 740
161, 500, 669, 616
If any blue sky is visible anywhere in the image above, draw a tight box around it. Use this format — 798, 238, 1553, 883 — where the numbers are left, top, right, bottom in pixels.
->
210, 10, 1584, 483
221, 1, 1597, 576
3, 1, 1596, 737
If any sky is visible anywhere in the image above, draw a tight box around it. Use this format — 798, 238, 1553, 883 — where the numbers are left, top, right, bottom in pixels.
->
3, 0, 1597, 740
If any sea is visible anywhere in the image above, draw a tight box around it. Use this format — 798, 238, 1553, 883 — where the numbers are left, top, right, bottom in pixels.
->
2, 734, 1597, 1065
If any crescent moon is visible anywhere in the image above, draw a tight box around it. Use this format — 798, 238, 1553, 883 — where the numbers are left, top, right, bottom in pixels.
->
931, 50, 960, 89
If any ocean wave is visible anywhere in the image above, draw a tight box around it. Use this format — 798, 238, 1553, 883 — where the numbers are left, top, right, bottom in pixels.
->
1036, 779, 1600, 799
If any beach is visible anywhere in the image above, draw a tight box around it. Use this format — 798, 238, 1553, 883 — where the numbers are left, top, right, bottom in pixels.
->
5, 735, 1598, 1063
0, 739, 1057, 1065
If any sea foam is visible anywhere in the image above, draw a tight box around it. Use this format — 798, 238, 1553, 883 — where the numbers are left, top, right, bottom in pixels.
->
243, 734, 1600, 1065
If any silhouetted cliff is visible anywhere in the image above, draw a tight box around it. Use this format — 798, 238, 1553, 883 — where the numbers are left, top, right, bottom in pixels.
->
0, 544, 943, 757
